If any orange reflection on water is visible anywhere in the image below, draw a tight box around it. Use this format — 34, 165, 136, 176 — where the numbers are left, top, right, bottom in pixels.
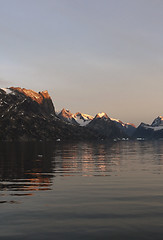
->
24, 172, 52, 191
57, 143, 121, 176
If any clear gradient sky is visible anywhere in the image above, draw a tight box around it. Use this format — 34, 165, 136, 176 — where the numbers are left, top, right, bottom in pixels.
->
0, 0, 163, 125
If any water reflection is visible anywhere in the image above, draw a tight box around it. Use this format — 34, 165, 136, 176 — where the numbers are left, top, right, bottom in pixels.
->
54, 142, 122, 176
1, 141, 163, 239
1, 140, 163, 200
0, 142, 54, 195
54, 140, 163, 176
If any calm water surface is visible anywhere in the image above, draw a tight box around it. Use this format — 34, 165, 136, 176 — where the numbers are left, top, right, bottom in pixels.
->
0, 140, 163, 239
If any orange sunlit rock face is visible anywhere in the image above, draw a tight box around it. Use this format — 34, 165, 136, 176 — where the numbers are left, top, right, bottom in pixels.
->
10, 87, 50, 104
39, 90, 51, 100
60, 108, 74, 119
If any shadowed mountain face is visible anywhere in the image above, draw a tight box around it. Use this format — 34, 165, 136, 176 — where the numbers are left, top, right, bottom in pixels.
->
87, 112, 125, 139
111, 118, 136, 137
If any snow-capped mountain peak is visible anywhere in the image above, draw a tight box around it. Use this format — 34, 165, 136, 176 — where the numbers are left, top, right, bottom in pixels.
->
57, 109, 94, 126
151, 116, 163, 127
95, 112, 109, 119
74, 112, 93, 120
1, 88, 12, 94
73, 112, 94, 126
57, 108, 76, 124
57, 109, 136, 136
59, 108, 73, 119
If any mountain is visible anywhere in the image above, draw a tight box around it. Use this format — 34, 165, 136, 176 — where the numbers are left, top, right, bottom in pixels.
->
0, 87, 100, 141
57, 109, 78, 125
58, 110, 135, 138
57, 109, 93, 126
94, 112, 109, 119
73, 112, 93, 126
151, 116, 163, 127
86, 112, 125, 139
111, 118, 136, 137
133, 116, 163, 139
9, 87, 55, 116
0, 87, 135, 141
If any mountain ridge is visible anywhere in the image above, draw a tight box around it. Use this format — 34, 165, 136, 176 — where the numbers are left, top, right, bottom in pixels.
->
57, 109, 136, 137
1, 87, 163, 141
0, 87, 126, 141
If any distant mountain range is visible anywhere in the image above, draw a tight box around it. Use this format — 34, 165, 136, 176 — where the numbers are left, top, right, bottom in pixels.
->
0, 87, 163, 141
57, 109, 136, 137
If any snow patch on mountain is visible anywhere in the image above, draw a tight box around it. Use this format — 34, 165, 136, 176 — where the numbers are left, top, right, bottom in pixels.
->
73, 112, 93, 126
97, 112, 106, 118
1, 88, 12, 94
144, 126, 163, 131
57, 109, 93, 126
57, 109, 136, 137
95, 112, 109, 119
151, 116, 163, 127
137, 116, 163, 133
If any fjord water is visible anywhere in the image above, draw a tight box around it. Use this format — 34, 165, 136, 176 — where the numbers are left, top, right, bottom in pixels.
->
0, 141, 163, 240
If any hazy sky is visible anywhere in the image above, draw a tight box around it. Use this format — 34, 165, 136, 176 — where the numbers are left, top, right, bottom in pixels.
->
0, 0, 163, 125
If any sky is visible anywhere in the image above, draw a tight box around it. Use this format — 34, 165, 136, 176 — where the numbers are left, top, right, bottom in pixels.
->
0, 0, 163, 126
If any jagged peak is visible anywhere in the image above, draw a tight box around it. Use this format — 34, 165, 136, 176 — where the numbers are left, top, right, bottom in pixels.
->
10, 87, 51, 104
74, 112, 82, 117
151, 116, 163, 127
156, 116, 163, 122
1, 88, 12, 94
60, 108, 71, 113
74, 112, 93, 120
39, 90, 51, 99
59, 108, 73, 118
95, 112, 109, 119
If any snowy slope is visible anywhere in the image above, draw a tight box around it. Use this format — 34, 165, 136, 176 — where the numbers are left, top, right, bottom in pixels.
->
138, 116, 163, 131
95, 112, 109, 119
151, 116, 163, 128
134, 116, 163, 139
57, 109, 93, 126
57, 109, 136, 137
73, 112, 93, 126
